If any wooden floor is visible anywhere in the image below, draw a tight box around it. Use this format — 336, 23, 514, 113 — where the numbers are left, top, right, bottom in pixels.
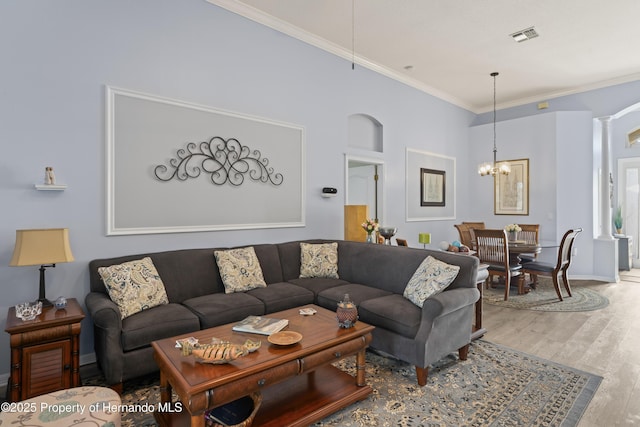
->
482, 269, 640, 426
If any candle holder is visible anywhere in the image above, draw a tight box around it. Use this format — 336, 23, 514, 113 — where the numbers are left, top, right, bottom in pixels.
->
336, 294, 358, 328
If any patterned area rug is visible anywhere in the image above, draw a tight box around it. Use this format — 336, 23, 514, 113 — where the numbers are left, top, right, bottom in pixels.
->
482, 277, 609, 311
83, 340, 601, 426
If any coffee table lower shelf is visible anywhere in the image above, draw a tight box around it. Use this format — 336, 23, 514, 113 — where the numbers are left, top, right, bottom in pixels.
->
154, 364, 373, 427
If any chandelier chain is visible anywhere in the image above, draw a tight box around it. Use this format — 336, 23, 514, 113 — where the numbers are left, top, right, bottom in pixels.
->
478, 72, 510, 176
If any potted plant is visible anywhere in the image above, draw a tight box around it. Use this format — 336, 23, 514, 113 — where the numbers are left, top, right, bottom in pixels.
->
614, 206, 623, 234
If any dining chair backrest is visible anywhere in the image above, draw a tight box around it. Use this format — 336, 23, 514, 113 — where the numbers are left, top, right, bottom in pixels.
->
454, 224, 474, 248
474, 229, 509, 267
518, 224, 540, 244
557, 228, 582, 270
462, 221, 486, 229
463, 222, 485, 244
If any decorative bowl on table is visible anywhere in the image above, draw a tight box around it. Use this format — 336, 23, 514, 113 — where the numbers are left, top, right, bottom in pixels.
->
378, 227, 397, 245
268, 331, 303, 346
15, 301, 43, 321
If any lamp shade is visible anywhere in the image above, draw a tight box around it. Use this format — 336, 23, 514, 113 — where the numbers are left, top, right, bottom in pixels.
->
418, 233, 431, 244
10, 228, 74, 266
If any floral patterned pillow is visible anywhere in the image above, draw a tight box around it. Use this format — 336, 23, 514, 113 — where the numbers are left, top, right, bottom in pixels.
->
299, 242, 339, 279
98, 257, 169, 319
403, 256, 460, 307
214, 247, 267, 293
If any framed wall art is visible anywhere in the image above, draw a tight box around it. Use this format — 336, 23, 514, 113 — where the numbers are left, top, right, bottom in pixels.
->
106, 86, 305, 235
494, 158, 529, 215
420, 168, 445, 206
406, 148, 455, 221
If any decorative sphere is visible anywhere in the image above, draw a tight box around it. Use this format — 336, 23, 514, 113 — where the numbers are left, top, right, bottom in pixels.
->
438, 241, 450, 251
54, 296, 67, 310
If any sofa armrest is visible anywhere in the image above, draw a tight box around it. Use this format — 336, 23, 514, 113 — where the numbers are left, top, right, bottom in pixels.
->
85, 292, 122, 330
416, 287, 480, 337
85, 292, 125, 385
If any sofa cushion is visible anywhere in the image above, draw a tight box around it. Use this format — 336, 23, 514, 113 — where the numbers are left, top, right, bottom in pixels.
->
98, 257, 169, 319
247, 282, 314, 313
287, 277, 349, 298
359, 294, 421, 338
317, 283, 392, 310
182, 292, 265, 329
214, 247, 267, 293
403, 256, 460, 307
299, 242, 339, 278
121, 303, 200, 351
250, 244, 284, 283
277, 239, 327, 281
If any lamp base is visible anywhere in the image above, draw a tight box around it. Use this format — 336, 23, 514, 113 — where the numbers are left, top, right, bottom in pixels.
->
37, 297, 53, 308
38, 264, 56, 309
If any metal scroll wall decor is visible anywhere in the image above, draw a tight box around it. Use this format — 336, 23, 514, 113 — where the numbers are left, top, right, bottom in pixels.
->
154, 136, 284, 186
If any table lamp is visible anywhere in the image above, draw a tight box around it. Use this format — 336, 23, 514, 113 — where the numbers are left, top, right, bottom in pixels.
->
419, 233, 431, 249
9, 228, 74, 307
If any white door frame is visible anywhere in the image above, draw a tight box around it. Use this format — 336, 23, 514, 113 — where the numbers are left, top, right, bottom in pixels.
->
617, 157, 640, 267
344, 154, 385, 225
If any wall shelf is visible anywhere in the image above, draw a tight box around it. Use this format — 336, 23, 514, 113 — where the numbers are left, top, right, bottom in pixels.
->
35, 184, 67, 191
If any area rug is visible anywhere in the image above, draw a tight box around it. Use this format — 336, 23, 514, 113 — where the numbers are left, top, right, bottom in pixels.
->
83, 340, 601, 426
482, 277, 609, 312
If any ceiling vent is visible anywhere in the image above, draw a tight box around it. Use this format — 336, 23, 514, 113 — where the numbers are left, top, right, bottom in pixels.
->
510, 27, 539, 43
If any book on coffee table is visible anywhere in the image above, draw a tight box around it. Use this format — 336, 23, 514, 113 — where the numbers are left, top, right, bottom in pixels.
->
232, 315, 289, 335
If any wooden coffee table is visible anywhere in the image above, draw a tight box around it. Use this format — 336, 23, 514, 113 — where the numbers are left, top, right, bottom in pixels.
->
152, 305, 374, 427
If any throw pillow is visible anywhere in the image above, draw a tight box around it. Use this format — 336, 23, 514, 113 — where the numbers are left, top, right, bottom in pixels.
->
299, 242, 339, 279
214, 247, 267, 293
98, 257, 169, 319
403, 256, 460, 308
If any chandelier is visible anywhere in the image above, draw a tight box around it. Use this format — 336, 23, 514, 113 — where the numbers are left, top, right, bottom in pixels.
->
478, 72, 510, 176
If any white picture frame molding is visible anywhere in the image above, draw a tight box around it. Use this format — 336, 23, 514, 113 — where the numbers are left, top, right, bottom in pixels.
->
106, 86, 305, 235
406, 148, 456, 221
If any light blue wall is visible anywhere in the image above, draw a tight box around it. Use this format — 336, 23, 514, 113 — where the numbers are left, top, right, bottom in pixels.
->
0, 0, 475, 374
1, 0, 638, 379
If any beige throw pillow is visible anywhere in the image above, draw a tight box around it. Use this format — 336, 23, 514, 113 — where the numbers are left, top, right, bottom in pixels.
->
98, 257, 169, 319
403, 256, 460, 307
214, 247, 267, 293
299, 242, 339, 279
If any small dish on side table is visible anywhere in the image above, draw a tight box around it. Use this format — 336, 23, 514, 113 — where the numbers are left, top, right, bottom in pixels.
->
268, 331, 302, 346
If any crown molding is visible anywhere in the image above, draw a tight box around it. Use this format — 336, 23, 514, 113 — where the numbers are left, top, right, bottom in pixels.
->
206, 1, 640, 115
205, 0, 474, 112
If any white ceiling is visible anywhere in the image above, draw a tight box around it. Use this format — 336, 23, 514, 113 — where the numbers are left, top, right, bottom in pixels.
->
208, 0, 640, 113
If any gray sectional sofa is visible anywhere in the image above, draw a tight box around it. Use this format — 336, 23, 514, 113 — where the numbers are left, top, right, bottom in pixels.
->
85, 239, 480, 392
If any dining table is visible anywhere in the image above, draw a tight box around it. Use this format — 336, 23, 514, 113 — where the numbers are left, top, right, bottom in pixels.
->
507, 240, 541, 265
507, 240, 560, 290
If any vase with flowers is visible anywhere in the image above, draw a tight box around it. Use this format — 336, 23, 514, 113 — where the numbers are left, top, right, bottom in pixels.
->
361, 218, 379, 243
505, 223, 522, 241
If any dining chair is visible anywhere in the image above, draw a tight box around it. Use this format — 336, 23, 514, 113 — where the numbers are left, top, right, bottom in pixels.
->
396, 238, 408, 246
519, 228, 582, 301
454, 224, 475, 250
459, 222, 486, 250
474, 229, 523, 300
517, 224, 540, 263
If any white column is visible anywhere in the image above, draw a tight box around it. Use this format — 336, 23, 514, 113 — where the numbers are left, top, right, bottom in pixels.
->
599, 116, 614, 240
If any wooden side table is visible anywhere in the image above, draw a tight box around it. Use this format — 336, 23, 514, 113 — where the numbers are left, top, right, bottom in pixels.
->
5, 298, 85, 402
